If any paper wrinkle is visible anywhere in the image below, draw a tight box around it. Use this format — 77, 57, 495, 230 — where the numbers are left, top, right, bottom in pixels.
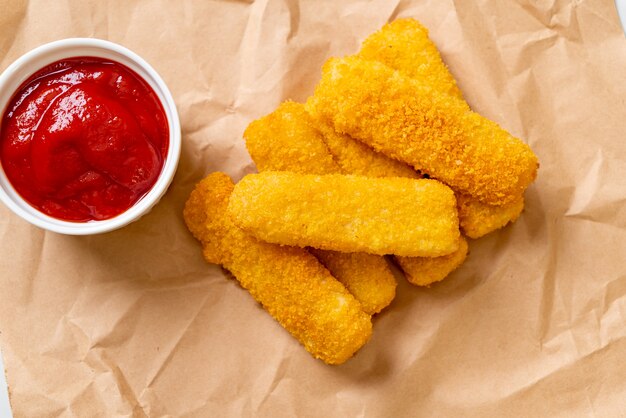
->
536, 238, 562, 346
0, 6, 26, 70
239, 1, 291, 99
254, 356, 293, 413
1, 1, 626, 416
144, 293, 212, 389
87, 353, 147, 417
0, 344, 57, 415
41, 315, 92, 363
501, 337, 624, 406
17, 229, 47, 306
599, 276, 626, 326
578, 1, 625, 35
579, 280, 626, 349
518, 0, 583, 43
73, 294, 144, 353
386, 1, 404, 23
282, 0, 301, 41
450, 0, 521, 126
536, 225, 626, 368
565, 149, 603, 217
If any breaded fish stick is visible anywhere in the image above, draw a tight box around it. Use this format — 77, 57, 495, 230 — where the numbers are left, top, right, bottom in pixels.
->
228, 172, 460, 257
245, 102, 339, 176
308, 249, 395, 315
358, 18, 464, 100
307, 56, 538, 206
312, 119, 420, 179
246, 102, 466, 285
245, 102, 396, 314
457, 193, 524, 239
396, 236, 469, 286
312, 113, 522, 238
183, 173, 372, 365
356, 18, 525, 236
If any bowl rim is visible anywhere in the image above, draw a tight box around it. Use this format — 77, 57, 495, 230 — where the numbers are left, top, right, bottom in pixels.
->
0, 38, 181, 235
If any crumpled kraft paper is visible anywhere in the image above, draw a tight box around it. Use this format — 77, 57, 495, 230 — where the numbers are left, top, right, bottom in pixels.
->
1, 0, 626, 416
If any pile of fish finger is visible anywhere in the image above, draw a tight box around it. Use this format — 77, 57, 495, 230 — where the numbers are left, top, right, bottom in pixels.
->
184, 19, 539, 365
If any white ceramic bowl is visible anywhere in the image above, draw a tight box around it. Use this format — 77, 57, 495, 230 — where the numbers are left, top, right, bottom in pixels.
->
0, 38, 181, 235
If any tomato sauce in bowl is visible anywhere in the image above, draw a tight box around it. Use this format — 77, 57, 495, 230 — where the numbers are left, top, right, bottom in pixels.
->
0, 57, 169, 222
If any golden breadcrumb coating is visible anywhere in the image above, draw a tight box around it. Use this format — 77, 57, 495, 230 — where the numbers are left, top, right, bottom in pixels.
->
244, 102, 464, 287
312, 118, 420, 178
357, 18, 526, 234
244, 101, 340, 175
228, 172, 460, 257
311, 107, 524, 238
396, 236, 469, 286
307, 56, 538, 206
244, 102, 396, 314
457, 193, 525, 239
309, 249, 396, 315
183, 173, 372, 365
244, 102, 396, 315
358, 18, 463, 100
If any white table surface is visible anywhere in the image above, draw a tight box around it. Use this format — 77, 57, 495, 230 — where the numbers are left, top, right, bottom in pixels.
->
0, 3, 625, 418
0, 349, 11, 418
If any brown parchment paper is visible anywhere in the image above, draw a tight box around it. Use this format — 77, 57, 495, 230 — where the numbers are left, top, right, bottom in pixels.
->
1, 0, 626, 416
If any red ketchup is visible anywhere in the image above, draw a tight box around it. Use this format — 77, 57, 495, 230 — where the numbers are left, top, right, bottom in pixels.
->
0, 57, 169, 222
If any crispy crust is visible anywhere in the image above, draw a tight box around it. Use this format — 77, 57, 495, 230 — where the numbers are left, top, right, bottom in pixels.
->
244, 101, 341, 175
396, 236, 469, 286
244, 104, 396, 314
357, 19, 527, 235
312, 117, 420, 178
457, 194, 525, 239
309, 249, 396, 315
183, 173, 372, 365
309, 105, 525, 239
244, 102, 467, 287
358, 18, 464, 99
307, 56, 538, 206
228, 172, 460, 257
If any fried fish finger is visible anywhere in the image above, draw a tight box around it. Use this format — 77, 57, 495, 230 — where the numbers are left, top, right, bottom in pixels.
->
355, 18, 525, 236
227, 172, 460, 257
396, 236, 469, 286
358, 18, 463, 100
245, 101, 339, 175
307, 56, 538, 206
184, 172, 372, 365
456, 193, 525, 239
312, 118, 420, 179
244, 102, 397, 314
245, 102, 466, 285
311, 111, 522, 238
309, 249, 395, 314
